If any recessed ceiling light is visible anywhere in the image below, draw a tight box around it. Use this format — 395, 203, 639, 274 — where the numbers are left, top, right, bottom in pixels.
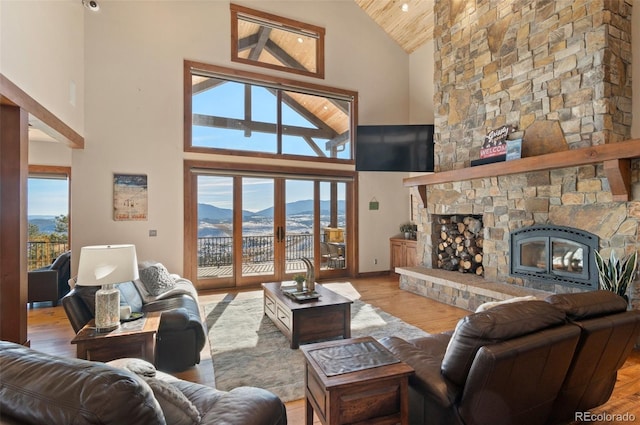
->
82, 0, 100, 12
401, 3, 409, 12
297, 37, 303, 43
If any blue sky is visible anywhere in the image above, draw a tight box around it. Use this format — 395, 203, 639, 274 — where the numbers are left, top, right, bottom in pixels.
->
193, 79, 348, 211
28, 80, 347, 216
28, 178, 69, 217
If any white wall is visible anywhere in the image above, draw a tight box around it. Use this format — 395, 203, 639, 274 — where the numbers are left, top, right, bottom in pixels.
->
0, 0, 85, 135
28, 141, 73, 166
409, 40, 434, 124
74, 0, 411, 274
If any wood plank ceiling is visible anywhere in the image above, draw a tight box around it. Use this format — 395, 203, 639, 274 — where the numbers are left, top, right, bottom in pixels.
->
355, 0, 434, 54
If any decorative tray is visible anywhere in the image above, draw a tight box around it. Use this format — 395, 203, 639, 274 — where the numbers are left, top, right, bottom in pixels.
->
281, 286, 320, 301
121, 312, 144, 322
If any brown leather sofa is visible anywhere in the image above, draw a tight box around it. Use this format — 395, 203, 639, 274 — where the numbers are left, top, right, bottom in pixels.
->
0, 341, 287, 425
380, 290, 640, 425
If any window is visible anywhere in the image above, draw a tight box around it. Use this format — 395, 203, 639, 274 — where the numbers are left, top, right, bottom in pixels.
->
230, 3, 325, 79
27, 166, 71, 270
185, 61, 355, 162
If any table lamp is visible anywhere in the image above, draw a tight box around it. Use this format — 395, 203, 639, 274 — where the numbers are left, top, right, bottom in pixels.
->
77, 244, 138, 332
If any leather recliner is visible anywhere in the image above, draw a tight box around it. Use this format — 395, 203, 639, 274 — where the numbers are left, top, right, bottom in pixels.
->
545, 290, 640, 424
380, 292, 640, 425
27, 250, 71, 306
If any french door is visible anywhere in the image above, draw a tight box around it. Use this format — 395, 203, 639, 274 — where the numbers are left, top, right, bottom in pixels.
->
186, 162, 354, 289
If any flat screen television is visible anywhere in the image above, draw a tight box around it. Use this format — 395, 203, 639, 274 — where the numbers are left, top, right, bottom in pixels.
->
355, 124, 434, 172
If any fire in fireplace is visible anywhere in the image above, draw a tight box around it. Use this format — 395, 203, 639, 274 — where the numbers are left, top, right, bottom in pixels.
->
510, 225, 599, 290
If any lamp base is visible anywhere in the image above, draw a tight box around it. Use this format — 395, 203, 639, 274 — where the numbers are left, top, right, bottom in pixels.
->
95, 284, 120, 332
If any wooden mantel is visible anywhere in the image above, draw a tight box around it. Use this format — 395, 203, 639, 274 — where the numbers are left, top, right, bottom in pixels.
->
405, 139, 640, 204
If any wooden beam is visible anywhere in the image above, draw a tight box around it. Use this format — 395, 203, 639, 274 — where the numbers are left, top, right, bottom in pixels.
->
404, 139, 640, 205
303, 136, 326, 157
248, 27, 271, 61
1, 74, 84, 149
264, 39, 308, 72
603, 159, 631, 202
192, 114, 336, 140
192, 77, 226, 95
237, 36, 308, 72
0, 104, 29, 345
325, 131, 349, 151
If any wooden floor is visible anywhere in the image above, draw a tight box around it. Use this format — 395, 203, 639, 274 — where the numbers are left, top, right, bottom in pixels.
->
27, 274, 640, 425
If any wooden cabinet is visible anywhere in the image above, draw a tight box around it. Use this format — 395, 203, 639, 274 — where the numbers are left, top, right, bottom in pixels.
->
390, 237, 417, 271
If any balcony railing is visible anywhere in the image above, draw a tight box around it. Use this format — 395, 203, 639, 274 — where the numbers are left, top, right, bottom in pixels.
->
198, 234, 314, 267
27, 241, 69, 271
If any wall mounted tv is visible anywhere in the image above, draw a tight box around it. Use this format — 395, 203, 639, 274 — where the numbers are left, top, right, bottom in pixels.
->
355, 124, 434, 172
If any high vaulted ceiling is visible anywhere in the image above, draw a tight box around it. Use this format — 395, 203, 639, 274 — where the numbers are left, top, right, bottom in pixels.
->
355, 0, 434, 54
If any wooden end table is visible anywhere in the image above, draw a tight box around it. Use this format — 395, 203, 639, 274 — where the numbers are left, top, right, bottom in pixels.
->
301, 336, 414, 425
71, 311, 161, 364
262, 282, 353, 349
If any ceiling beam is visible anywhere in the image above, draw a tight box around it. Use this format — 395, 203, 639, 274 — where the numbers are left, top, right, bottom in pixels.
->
192, 114, 336, 140
248, 27, 272, 61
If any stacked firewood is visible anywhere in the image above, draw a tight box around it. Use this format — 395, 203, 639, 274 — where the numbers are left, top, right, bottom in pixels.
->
435, 215, 484, 275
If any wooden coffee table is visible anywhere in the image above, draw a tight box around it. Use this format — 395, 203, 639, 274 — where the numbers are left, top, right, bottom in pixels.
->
71, 311, 161, 364
301, 336, 414, 425
262, 282, 353, 349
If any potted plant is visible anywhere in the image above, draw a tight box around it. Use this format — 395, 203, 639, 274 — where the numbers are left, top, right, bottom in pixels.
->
293, 274, 306, 292
594, 249, 638, 303
400, 223, 415, 240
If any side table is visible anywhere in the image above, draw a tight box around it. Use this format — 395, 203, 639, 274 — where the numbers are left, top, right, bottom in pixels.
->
71, 311, 161, 364
300, 336, 414, 425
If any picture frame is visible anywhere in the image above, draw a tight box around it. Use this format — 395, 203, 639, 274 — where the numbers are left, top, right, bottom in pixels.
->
113, 174, 148, 221
506, 139, 522, 161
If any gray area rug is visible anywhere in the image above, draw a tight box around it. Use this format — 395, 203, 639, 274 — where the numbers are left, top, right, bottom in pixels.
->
204, 288, 429, 402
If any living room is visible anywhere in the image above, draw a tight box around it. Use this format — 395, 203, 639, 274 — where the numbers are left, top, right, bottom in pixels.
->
2, 1, 640, 424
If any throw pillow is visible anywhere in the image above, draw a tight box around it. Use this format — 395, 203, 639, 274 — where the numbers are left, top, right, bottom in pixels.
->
107, 358, 201, 425
475, 295, 538, 312
107, 358, 157, 378
139, 263, 176, 296
144, 378, 201, 425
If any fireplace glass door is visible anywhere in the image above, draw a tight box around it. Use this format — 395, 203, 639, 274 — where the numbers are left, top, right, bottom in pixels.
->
510, 225, 599, 290
551, 239, 584, 275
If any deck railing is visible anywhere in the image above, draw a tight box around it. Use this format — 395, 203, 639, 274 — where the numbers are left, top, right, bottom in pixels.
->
197, 234, 314, 267
27, 241, 69, 270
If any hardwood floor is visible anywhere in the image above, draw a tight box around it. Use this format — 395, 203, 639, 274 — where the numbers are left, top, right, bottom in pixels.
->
26, 274, 640, 425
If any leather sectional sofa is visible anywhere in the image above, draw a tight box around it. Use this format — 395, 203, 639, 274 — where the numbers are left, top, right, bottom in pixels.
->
0, 341, 287, 425
62, 269, 206, 372
380, 290, 640, 425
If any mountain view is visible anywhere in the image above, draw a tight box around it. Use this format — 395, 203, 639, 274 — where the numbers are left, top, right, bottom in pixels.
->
28, 216, 60, 234
198, 199, 345, 237
29, 199, 346, 239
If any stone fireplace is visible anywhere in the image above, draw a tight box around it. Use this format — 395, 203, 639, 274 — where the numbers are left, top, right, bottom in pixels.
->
399, 0, 639, 313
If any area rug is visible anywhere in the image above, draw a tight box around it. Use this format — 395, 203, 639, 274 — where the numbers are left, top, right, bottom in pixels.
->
204, 286, 429, 402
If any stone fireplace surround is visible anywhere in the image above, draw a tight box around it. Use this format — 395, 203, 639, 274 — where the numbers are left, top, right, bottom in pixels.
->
397, 162, 640, 312
397, 1, 639, 314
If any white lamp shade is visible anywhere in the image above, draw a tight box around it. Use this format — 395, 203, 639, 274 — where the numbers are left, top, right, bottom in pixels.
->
77, 244, 139, 286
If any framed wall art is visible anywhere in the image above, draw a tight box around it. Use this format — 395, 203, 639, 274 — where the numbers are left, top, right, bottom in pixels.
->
113, 173, 148, 221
